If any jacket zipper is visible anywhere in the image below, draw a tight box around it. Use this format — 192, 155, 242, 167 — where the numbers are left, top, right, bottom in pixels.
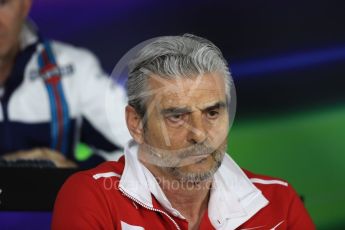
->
119, 187, 181, 230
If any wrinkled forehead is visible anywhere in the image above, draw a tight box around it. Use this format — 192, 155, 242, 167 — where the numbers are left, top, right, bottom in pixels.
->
146, 73, 227, 109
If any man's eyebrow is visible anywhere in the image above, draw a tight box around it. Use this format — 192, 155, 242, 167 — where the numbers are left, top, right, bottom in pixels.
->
161, 101, 226, 115
200, 101, 227, 111
160, 107, 192, 115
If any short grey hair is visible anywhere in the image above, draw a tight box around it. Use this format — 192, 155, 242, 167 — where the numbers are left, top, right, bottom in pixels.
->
127, 34, 232, 118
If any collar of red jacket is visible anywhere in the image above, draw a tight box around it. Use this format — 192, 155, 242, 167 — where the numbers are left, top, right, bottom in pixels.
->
119, 140, 269, 229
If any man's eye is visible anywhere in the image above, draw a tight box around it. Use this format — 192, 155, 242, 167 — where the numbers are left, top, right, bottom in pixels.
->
206, 110, 219, 119
167, 114, 183, 123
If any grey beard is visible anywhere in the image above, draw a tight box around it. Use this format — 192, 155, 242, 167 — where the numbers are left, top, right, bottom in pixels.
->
166, 147, 225, 183
141, 141, 226, 183
141, 141, 220, 167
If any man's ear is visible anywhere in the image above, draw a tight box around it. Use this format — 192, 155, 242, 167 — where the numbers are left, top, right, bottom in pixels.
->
125, 105, 144, 144
22, 0, 32, 19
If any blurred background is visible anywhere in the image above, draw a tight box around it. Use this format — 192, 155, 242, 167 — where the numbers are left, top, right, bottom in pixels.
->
4, 0, 345, 229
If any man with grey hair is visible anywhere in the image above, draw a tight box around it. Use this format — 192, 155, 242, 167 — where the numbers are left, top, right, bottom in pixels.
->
53, 34, 315, 229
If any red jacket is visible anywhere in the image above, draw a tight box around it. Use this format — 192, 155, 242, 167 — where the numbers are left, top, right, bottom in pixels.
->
52, 143, 315, 230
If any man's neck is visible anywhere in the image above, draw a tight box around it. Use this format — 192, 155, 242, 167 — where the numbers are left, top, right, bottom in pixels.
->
142, 161, 212, 230
162, 178, 211, 230
0, 44, 20, 86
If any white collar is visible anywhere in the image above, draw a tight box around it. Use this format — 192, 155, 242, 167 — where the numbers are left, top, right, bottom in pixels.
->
119, 140, 269, 229
19, 21, 39, 50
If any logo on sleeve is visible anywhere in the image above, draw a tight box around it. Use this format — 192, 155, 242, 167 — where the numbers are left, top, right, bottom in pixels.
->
29, 64, 74, 81
120, 221, 145, 230
240, 220, 285, 230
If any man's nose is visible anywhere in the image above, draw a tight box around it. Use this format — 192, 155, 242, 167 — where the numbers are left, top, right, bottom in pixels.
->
186, 112, 207, 144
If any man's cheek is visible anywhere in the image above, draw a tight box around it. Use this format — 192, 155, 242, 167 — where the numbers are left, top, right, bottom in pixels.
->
209, 122, 228, 141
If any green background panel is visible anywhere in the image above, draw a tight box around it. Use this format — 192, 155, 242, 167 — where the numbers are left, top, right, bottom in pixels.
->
227, 106, 345, 229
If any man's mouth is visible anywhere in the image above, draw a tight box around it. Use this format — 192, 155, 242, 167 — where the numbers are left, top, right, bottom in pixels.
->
184, 153, 211, 164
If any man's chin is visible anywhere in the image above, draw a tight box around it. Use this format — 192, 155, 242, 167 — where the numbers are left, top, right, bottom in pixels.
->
0, 49, 12, 62
0, 39, 20, 62
0, 49, 6, 60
